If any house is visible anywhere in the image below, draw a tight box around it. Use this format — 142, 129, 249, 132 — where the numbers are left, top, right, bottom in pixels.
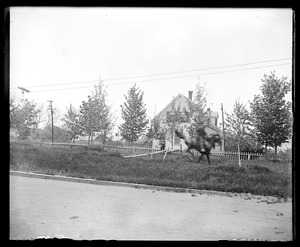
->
75, 131, 102, 143
153, 91, 223, 152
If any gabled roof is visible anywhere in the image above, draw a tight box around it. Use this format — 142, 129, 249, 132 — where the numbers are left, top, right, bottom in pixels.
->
156, 93, 194, 120
206, 123, 221, 132
155, 93, 221, 133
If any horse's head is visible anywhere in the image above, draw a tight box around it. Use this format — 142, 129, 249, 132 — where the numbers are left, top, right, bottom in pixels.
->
210, 133, 222, 146
204, 134, 221, 149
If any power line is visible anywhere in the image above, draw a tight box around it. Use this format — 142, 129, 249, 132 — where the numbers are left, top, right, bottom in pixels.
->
16, 79, 99, 89
106, 62, 292, 86
102, 57, 292, 81
11, 57, 291, 90
21, 62, 291, 93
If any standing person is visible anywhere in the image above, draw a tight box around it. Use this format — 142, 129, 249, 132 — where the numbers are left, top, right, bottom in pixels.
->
196, 122, 207, 152
160, 139, 166, 151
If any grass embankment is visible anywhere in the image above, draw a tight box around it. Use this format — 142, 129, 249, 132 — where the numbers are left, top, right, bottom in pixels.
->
10, 142, 292, 198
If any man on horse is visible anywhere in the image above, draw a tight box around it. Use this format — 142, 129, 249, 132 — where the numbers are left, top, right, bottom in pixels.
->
196, 122, 207, 152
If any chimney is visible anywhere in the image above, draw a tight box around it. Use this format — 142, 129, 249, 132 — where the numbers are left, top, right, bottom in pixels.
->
188, 91, 193, 100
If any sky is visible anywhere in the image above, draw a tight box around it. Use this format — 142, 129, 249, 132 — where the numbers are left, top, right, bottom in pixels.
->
10, 7, 293, 130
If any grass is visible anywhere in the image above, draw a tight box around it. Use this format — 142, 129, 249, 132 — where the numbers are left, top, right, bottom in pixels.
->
10, 142, 292, 198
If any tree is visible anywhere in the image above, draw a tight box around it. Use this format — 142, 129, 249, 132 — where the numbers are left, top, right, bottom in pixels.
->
80, 95, 95, 146
61, 104, 82, 143
225, 100, 255, 166
120, 84, 149, 144
35, 103, 47, 129
95, 110, 116, 147
165, 99, 183, 149
185, 82, 210, 136
32, 125, 71, 142
250, 71, 292, 155
9, 96, 18, 127
146, 116, 167, 149
79, 81, 111, 146
10, 97, 41, 140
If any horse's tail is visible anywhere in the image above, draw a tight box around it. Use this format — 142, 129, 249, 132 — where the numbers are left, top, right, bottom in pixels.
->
175, 130, 185, 139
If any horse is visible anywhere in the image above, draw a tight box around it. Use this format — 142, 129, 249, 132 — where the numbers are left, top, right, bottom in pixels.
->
175, 129, 222, 165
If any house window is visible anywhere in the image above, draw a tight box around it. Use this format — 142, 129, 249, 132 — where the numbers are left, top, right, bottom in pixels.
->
166, 111, 188, 123
180, 113, 188, 123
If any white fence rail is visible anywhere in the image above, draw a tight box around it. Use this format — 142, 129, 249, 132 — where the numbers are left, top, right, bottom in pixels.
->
10, 140, 291, 162
211, 151, 292, 162
10, 139, 89, 148
104, 144, 161, 153
10, 140, 161, 154
189, 149, 291, 162
211, 151, 264, 160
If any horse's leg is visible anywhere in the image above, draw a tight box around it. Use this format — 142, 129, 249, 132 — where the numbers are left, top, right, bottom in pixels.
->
206, 153, 210, 165
187, 148, 194, 156
187, 148, 196, 158
198, 153, 204, 163
187, 148, 195, 161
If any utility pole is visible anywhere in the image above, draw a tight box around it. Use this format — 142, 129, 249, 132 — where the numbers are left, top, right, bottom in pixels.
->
18, 87, 30, 94
18, 87, 30, 100
221, 103, 226, 152
48, 100, 54, 145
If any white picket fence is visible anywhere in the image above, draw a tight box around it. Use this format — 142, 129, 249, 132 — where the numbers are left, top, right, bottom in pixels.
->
188, 149, 291, 162
212, 151, 291, 162
211, 151, 264, 160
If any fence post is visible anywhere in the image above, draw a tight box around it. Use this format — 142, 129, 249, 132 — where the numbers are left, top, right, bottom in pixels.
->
163, 150, 168, 160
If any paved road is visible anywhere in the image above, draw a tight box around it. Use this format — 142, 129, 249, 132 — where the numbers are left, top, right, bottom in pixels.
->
9, 175, 293, 240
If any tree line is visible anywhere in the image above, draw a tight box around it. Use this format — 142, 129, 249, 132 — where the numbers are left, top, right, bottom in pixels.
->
10, 71, 292, 155
224, 71, 292, 155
